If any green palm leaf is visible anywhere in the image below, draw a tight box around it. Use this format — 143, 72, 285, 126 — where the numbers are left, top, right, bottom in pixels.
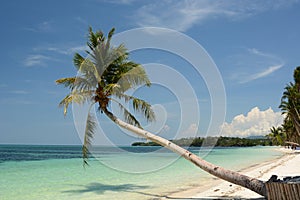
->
73, 53, 85, 70
57, 27, 155, 165
109, 98, 143, 129
58, 91, 94, 115
83, 111, 97, 166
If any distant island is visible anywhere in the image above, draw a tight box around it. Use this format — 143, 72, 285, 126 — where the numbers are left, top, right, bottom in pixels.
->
132, 136, 272, 147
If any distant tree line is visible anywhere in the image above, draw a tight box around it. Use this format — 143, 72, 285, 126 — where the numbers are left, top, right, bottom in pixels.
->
133, 66, 300, 148
132, 136, 272, 147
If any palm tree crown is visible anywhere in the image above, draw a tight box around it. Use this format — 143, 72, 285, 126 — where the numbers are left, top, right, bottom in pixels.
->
279, 66, 300, 143
56, 27, 155, 164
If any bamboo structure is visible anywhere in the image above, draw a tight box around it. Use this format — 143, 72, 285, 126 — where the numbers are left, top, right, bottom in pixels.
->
266, 182, 300, 200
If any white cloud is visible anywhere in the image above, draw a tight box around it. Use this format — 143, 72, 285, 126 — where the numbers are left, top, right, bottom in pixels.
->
24, 55, 51, 67
135, 0, 298, 31
179, 123, 199, 138
243, 64, 283, 83
221, 107, 284, 137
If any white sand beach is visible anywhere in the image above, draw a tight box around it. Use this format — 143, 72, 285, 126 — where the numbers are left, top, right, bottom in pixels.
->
165, 148, 300, 199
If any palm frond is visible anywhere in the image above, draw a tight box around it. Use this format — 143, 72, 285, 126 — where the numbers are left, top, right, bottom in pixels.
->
114, 93, 134, 102
103, 83, 121, 95
95, 44, 127, 77
74, 77, 94, 91
57, 27, 156, 166
132, 98, 155, 122
56, 77, 93, 92
87, 27, 104, 49
111, 64, 151, 93
55, 77, 76, 89
73, 53, 85, 70
78, 58, 101, 85
110, 93, 155, 122
59, 91, 94, 115
105, 44, 127, 66
83, 111, 97, 166
59, 94, 73, 116
109, 98, 143, 129
108, 28, 115, 40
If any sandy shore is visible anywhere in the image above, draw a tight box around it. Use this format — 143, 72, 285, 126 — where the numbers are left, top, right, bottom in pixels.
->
162, 148, 300, 200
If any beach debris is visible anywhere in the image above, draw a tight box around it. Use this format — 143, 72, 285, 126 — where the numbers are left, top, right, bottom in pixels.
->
267, 175, 300, 183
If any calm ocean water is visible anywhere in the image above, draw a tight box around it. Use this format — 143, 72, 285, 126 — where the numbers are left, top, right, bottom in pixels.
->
0, 145, 283, 200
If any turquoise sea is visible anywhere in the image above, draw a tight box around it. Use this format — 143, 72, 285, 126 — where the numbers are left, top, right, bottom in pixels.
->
0, 145, 283, 200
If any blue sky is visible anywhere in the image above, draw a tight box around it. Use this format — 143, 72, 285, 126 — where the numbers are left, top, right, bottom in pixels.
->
0, 0, 299, 145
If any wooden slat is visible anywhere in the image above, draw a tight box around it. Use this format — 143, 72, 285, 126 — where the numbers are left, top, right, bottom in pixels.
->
266, 183, 300, 200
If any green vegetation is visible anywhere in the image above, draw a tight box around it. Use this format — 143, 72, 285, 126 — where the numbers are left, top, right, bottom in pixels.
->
132, 136, 272, 147
131, 141, 161, 146
56, 27, 155, 165
267, 126, 286, 146
269, 66, 300, 145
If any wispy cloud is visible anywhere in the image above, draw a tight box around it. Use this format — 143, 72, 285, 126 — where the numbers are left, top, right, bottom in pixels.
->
240, 64, 283, 83
228, 48, 284, 84
0, 98, 34, 105
24, 21, 54, 32
0, 84, 8, 88
247, 48, 278, 58
242, 64, 283, 83
25, 45, 86, 67
34, 45, 87, 55
75, 17, 89, 26
24, 54, 52, 67
9, 90, 29, 95
102, 0, 136, 4
134, 0, 298, 31
45, 46, 87, 55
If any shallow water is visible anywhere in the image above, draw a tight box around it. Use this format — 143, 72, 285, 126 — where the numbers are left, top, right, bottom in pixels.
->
0, 145, 283, 200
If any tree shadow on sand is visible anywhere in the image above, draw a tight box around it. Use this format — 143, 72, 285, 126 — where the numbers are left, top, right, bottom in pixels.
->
63, 182, 168, 198
63, 182, 265, 200
63, 182, 149, 195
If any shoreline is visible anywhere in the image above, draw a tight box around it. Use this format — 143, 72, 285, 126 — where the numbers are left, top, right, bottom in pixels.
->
161, 148, 300, 199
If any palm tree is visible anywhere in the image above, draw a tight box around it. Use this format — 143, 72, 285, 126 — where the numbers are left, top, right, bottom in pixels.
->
56, 27, 155, 164
268, 126, 285, 145
279, 83, 300, 139
293, 66, 300, 91
280, 67, 300, 141
56, 27, 267, 197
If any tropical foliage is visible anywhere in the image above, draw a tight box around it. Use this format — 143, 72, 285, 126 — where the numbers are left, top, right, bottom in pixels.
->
57, 27, 271, 197
132, 136, 272, 147
278, 66, 300, 144
267, 126, 286, 145
56, 27, 155, 164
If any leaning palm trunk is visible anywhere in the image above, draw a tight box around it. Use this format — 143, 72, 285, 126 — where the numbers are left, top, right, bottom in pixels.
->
103, 108, 267, 197
57, 28, 268, 198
